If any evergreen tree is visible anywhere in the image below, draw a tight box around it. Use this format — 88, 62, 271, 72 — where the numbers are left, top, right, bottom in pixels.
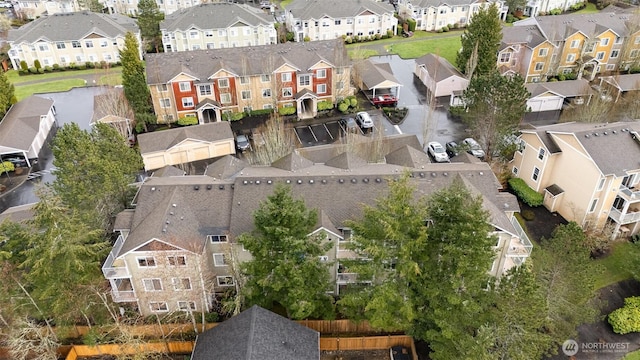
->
136, 0, 163, 53
461, 70, 529, 161
411, 178, 497, 360
338, 174, 429, 331
51, 123, 143, 230
0, 69, 16, 119
239, 184, 334, 320
456, 3, 502, 77
120, 32, 153, 131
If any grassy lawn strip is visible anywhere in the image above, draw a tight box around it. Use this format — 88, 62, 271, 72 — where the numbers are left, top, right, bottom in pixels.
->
99, 73, 123, 86
7, 68, 123, 85
593, 241, 640, 290
348, 48, 380, 59
624, 350, 640, 360
390, 36, 461, 63
574, 2, 599, 14
15, 79, 87, 101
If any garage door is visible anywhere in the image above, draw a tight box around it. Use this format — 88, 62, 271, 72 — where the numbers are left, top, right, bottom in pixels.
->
527, 97, 564, 112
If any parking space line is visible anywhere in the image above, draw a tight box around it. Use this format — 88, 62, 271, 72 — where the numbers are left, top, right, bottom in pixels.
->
293, 128, 302, 144
323, 123, 334, 140
308, 126, 318, 142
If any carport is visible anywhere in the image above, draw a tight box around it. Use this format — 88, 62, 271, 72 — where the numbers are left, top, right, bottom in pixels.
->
356, 59, 403, 99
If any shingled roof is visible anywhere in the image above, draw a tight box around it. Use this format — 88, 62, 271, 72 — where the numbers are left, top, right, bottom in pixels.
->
414, 54, 466, 83
515, 12, 636, 42
286, 0, 395, 19
0, 96, 53, 154
525, 79, 592, 98
499, 25, 548, 51
8, 11, 138, 43
192, 305, 319, 360
161, 3, 274, 31
137, 122, 234, 154
145, 39, 349, 85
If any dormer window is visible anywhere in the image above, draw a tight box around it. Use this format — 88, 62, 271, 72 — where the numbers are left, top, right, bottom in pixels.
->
209, 234, 228, 243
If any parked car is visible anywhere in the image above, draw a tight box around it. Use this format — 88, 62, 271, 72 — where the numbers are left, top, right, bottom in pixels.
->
339, 117, 359, 134
355, 112, 374, 129
426, 141, 449, 162
445, 141, 459, 157
5, 157, 27, 167
235, 134, 251, 152
462, 138, 486, 159
371, 94, 398, 107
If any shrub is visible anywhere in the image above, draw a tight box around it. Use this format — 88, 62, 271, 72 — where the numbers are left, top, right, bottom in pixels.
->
28, 67, 38, 74
609, 297, 640, 334
222, 111, 245, 121
317, 100, 333, 111
442, 26, 449, 32
375, 33, 382, 40
506, 14, 517, 23
77, 65, 87, 70
406, 18, 416, 32
521, 209, 536, 221
348, 96, 358, 108
44, 66, 52, 72
286, 32, 295, 42
449, 105, 466, 117
249, 108, 274, 117
52, 63, 60, 71
344, 36, 353, 44
338, 101, 349, 113
20, 60, 28, 71
99, 60, 108, 69
34, 59, 41, 70
549, 8, 562, 15
0, 161, 15, 173
564, 72, 577, 80
68, 62, 76, 70
85, 61, 95, 69
386, 29, 394, 38
303, 36, 310, 42
508, 178, 544, 206
177, 116, 198, 126
278, 106, 296, 116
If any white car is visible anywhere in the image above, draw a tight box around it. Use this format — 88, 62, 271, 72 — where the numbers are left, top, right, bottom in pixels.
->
427, 141, 449, 162
355, 112, 374, 129
462, 138, 486, 159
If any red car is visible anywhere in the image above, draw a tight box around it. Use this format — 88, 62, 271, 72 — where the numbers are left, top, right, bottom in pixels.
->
372, 94, 398, 107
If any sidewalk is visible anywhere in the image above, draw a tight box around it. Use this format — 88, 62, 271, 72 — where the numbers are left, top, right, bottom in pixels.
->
0, 168, 30, 199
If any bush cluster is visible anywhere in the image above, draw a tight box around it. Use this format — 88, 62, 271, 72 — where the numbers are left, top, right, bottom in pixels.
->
337, 96, 358, 114
249, 108, 274, 117
176, 117, 198, 126
508, 178, 544, 207
317, 100, 334, 111
278, 106, 296, 116
17, 60, 121, 76
609, 296, 640, 334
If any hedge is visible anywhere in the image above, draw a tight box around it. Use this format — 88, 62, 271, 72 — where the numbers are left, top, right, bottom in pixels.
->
278, 106, 296, 116
317, 100, 333, 111
508, 178, 544, 207
609, 296, 640, 334
249, 108, 274, 117
177, 117, 198, 126
0, 161, 15, 173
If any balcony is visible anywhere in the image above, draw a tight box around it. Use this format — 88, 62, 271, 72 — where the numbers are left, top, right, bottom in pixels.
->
509, 216, 534, 256
609, 207, 640, 225
111, 290, 136, 302
336, 273, 358, 284
618, 185, 640, 203
102, 235, 129, 279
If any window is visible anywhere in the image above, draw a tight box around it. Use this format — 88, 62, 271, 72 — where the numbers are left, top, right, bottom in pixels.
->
606, 64, 615, 71
157, 84, 168, 92
281, 72, 292, 82
611, 49, 620, 58
336, 68, 344, 75
336, 81, 344, 90
217, 276, 234, 286
220, 93, 231, 104
178, 301, 196, 311
164, 114, 174, 122
615, 36, 622, 44
191, 45, 201, 50
597, 178, 605, 191
56, 42, 66, 49
261, 74, 270, 82
206, 43, 214, 49
240, 76, 250, 85
346, 18, 353, 24
178, 82, 191, 92
282, 87, 292, 97
172, 277, 192, 290
209, 234, 228, 243
299, 75, 310, 86
636, 36, 640, 45
205, 30, 213, 37
566, 54, 576, 63
631, 49, 640, 59
85, 40, 94, 48
240, 90, 251, 100
143, 278, 162, 291
538, 148, 545, 160
182, 97, 194, 107
213, 253, 227, 266
335, 19, 341, 25
149, 302, 168, 312
596, 51, 605, 60
218, 78, 229, 88
512, 167, 519, 175
316, 84, 326, 94
538, 48, 548, 56
499, 52, 510, 63
570, 39, 580, 48
218, 29, 227, 36
585, 43, 595, 53
589, 199, 598, 213
103, 54, 112, 61
72, 41, 81, 48
316, 69, 326, 78
600, 38, 609, 46
189, 31, 198, 39
263, 104, 273, 109
36, 43, 48, 51
167, 255, 186, 266
532, 167, 540, 181
230, 29, 237, 36
262, 88, 271, 98
199, 84, 212, 95
535, 62, 544, 71
160, 98, 171, 108
100, 40, 108, 47
137, 256, 156, 267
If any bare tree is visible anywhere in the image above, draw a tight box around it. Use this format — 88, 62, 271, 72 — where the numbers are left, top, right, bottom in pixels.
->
559, 94, 615, 123
246, 115, 295, 165
93, 88, 135, 142
6, 318, 59, 360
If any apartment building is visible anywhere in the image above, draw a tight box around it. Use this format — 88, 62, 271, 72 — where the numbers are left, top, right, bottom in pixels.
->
145, 39, 354, 123
103, 136, 530, 315
285, 0, 397, 42
523, 0, 589, 16
511, 122, 640, 237
7, 11, 141, 70
498, 12, 640, 83
13, 0, 81, 20
160, 3, 277, 53
397, 0, 507, 32
102, 0, 200, 16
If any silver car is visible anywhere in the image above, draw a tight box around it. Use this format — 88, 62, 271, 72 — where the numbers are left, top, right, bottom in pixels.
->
427, 141, 449, 162
355, 112, 374, 129
462, 138, 486, 159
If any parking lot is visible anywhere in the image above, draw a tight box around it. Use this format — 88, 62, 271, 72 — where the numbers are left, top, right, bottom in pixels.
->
292, 113, 393, 147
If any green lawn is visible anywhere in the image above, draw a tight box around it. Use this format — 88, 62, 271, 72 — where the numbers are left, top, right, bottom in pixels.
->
7, 67, 123, 85
14, 79, 87, 101
390, 36, 462, 63
574, 2, 599, 14
348, 48, 380, 59
593, 241, 640, 290
98, 73, 123, 86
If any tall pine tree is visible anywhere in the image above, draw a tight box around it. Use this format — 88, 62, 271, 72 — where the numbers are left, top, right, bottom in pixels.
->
120, 32, 153, 132
136, 0, 163, 53
456, 3, 502, 77
0, 69, 16, 119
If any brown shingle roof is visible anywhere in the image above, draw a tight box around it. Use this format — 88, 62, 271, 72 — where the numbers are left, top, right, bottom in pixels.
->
137, 122, 234, 154
0, 96, 53, 153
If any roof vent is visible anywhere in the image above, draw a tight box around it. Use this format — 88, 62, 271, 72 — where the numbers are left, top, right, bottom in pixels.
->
604, 131, 608, 135
297, 179, 302, 184
206, 184, 212, 190
594, 132, 599, 137
419, 172, 425, 178
166, 220, 170, 224
286, 180, 291, 184
375, 178, 382, 183
443, 172, 448, 177
363, 178, 369, 183
267, 180, 272, 184
219, 184, 225, 190
479, 171, 484, 176
172, 203, 177, 207
351, 178, 357, 183
431, 172, 437, 177
169, 211, 174, 215
585, 134, 590, 138
612, 130, 617, 134
339, 179, 344, 183
151, 187, 156, 191
194, 185, 200, 190
243, 180, 248, 185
